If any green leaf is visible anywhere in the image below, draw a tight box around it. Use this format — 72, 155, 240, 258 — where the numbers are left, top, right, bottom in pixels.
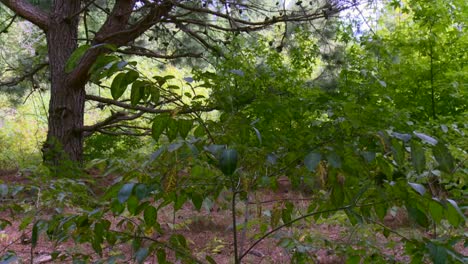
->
117, 183, 135, 203
178, 119, 193, 139
410, 141, 426, 173
124, 70, 139, 84
111, 198, 125, 215
426, 241, 447, 264
65, 44, 90, 73
154, 75, 166, 86
111, 72, 127, 100
91, 239, 103, 257
93, 222, 104, 256
135, 201, 150, 215
134, 184, 148, 200
407, 206, 429, 228
374, 203, 387, 220
94, 221, 104, 244
376, 156, 393, 179
191, 192, 203, 211
170, 234, 188, 248
150, 87, 160, 104
391, 138, 405, 167
219, 149, 238, 176
89, 55, 118, 74
281, 202, 294, 226
346, 255, 361, 264
174, 193, 187, 211
445, 199, 465, 227
157, 249, 167, 263
31, 220, 46, 248
151, 115, 170, 141
166, 118, 179, 141
414, 132, 438, 145
428, 199, 444, 224
345, 208, 363, 225
304, 152, 321, 172
433, 142, 454, 173
408, 182, 426, 196
194, 125, 206, 138
331, 185, 344, 206
326, 152, 342, 168
92, 43, 117, 51
31, 221, 39, 247
130, 80, 145, 106
127, 195, 139, 215
144, 206, 157, 226
135, 247, 149, 264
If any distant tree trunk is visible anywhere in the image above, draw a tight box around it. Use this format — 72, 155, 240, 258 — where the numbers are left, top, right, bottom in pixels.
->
41, 1, 84, 165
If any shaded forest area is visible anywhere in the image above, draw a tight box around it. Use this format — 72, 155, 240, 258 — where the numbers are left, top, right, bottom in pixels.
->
0, 0, 466, 263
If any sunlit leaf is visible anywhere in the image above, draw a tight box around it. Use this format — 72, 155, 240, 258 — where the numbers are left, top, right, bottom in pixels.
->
408, 182, 426, 196
252, 127, 262, 145
117, 183, 135, 203
65, 44, 90, 73
446, 199, 465, 227
392, 132, 411, 142
414, 132, 438, 145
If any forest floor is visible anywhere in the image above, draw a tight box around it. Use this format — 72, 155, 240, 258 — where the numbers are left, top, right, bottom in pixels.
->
0, 169, 466, 264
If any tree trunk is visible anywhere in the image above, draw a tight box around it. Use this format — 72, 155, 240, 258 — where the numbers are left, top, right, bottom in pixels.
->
42, 1, 84, 166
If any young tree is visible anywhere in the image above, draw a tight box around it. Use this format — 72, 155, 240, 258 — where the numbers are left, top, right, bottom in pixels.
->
0, 0, 359, 165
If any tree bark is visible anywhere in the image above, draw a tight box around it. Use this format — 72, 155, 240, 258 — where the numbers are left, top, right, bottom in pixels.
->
42, 0, 84, 165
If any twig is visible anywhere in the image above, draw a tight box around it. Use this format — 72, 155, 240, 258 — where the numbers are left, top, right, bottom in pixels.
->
0, 14, 16, 33
239, 205, 353, 261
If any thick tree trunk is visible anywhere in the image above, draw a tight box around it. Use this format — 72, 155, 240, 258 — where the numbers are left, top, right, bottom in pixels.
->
42, 1, 84, 166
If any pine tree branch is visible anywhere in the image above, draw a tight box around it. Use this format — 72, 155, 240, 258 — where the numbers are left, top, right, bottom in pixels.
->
0, 62, 48, 87
85, 94, 216, 114
0, 0, 49, 31
118, 45, 202, 59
